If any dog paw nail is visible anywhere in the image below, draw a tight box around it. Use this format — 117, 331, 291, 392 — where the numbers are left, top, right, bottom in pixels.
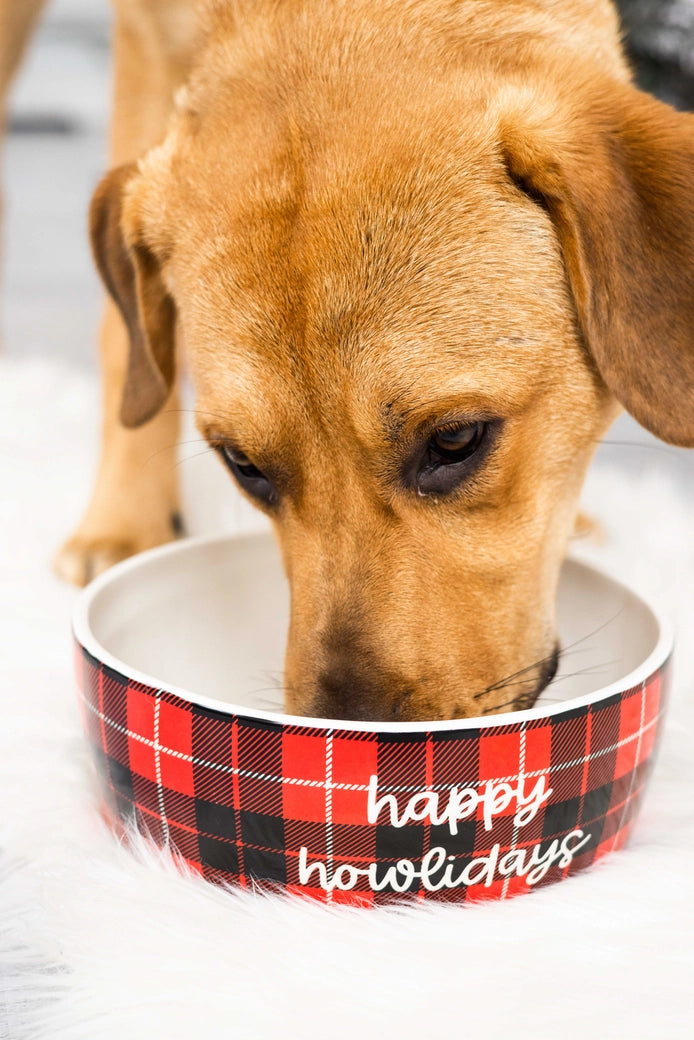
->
170, 511, 186, 537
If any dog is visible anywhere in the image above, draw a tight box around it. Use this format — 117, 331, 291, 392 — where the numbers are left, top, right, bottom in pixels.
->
4, 0, 693, 722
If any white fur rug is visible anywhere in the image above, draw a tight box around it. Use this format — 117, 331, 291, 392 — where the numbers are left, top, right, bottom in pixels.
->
1, 357, 693, 1040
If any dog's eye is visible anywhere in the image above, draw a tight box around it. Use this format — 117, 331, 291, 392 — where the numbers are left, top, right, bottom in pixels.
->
416, 421, 489, 495
430, 423, 482, 456
217, 445, 278, 506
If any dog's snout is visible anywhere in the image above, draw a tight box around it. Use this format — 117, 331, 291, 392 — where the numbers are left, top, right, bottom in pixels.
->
314, 663, 415, 722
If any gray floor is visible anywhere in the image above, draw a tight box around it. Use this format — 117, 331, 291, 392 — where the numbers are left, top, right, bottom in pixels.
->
3, 0, 110, 366
2, 1, 693, 496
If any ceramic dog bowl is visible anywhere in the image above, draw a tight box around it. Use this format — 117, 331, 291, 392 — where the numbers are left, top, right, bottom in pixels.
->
72, 533, 672, 906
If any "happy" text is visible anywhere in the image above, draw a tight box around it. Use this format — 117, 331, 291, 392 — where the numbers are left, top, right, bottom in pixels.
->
366, 772, 552, 834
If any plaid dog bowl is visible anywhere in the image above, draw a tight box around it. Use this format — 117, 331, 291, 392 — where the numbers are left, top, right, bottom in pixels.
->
72, 534, 672, 906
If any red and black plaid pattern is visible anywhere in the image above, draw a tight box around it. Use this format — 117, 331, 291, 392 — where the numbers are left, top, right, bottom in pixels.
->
75, 641, 671, 906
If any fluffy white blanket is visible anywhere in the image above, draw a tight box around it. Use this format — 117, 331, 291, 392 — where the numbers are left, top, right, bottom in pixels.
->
1, 358, 692, 1039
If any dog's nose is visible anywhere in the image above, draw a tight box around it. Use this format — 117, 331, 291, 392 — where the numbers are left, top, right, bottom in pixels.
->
313, 664, 415, 722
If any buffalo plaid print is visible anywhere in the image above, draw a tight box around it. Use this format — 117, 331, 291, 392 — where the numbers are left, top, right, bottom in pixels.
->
75, 641, 671, 906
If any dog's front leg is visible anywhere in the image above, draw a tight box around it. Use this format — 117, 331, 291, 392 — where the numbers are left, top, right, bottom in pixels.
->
54, 4, 194, 586
0, 0, 50, 318
0, 0, 49, 115
54, 296, 182, 586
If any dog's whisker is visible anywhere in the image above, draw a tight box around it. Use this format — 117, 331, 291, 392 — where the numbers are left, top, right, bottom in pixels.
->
161, 406, 245, 427
557, 605, 628, 656
481, 695, 530, 715
596, 439, 678, 456
475, 605, 628, 701
247, 671, 304, 711
248, 675, 286, 697
476, 676, 548, 696
472, 639, 603, 702
473, 662, 548, 697
172, 447, 216, 470
244, 687, 286, 712
546, 659, 623, 684
250, 694, 285, 710
473, 650, 559, 699
480, 659, 622, 715
142, 439, 212, 469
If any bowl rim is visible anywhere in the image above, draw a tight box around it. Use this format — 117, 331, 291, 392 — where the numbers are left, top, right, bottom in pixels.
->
72, 532, 674, 734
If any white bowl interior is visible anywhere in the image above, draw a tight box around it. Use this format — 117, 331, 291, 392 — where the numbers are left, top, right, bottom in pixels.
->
77, 534, 664, 724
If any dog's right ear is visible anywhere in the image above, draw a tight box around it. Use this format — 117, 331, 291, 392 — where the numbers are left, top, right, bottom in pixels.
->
501, 84, 694, 447
89, 163, 176, 428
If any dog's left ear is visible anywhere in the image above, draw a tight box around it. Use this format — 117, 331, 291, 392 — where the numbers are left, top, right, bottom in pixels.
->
89, 162, 176, 429
502, 84, 694, 447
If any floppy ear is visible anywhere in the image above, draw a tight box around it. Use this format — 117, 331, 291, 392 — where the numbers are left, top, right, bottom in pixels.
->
89, 163, 176, 428
502, 85, 694, 447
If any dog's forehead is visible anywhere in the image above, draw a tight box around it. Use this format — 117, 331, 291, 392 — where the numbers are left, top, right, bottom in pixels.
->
166, 109, 574, 435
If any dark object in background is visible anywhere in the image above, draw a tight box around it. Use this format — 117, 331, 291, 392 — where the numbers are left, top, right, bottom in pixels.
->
617, 0, 694, 109
7, 113, 78, 135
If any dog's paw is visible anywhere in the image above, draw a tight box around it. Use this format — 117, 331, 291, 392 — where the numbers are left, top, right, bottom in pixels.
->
54, 512, 186, 587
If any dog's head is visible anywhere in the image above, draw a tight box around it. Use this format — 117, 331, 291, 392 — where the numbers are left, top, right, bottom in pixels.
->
89, 11, 694, 721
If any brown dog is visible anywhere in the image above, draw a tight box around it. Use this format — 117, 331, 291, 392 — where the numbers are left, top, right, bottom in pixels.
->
9, 0, 694, 721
